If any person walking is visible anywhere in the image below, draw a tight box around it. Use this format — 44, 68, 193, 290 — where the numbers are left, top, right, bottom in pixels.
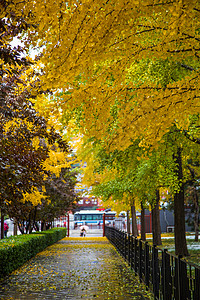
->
80, 227, 86, 237
4, 222, 9, 237
80, 224, 88, 237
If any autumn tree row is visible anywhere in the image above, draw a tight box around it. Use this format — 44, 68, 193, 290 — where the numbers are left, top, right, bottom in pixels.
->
0, 1, 78, 237
1, 0, 200, 255
77, 122, 200, 256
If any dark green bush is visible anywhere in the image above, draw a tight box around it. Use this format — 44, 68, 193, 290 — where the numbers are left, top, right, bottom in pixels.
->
0, 228, 66, 278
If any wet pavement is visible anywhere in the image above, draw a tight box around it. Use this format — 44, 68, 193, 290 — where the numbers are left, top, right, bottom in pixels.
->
69, 229, 103, 237
0, 237, 153, 300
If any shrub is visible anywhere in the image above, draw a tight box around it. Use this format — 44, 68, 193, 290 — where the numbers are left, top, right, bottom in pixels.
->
0, 228, 66, 278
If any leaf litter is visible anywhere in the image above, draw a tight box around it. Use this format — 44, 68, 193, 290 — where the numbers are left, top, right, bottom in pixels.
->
0, 237, 153, 300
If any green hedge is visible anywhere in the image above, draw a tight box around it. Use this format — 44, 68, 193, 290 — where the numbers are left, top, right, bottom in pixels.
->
0, 228, 66, 278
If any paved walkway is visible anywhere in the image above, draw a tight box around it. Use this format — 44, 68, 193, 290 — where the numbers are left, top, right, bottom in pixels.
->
69, 229, 103, 237
0, 237, 153, 300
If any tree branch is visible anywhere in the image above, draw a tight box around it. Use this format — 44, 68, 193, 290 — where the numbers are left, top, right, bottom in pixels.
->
183, 130, 200, 144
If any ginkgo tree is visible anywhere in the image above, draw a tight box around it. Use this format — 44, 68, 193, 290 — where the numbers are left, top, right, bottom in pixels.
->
76, 135, 162, 242
11, 0, 199, 146
76, 123, 200, 254
1, 0, 200, 255
0, 75, 77, 235
0, 0, 79, 237
2, 1, 200, 144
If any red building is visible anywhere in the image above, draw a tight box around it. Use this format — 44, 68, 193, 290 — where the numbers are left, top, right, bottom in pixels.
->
76, 197, 103, 211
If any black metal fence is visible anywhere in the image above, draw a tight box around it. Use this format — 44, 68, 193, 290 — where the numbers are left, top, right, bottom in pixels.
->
105, 226, 200, 300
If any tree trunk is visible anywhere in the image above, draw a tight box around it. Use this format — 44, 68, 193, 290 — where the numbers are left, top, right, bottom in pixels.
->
13, 218, 18, 236
187, 166, 199, 242
174, 148, 189, 256
0, 209, 4, 239
33, 207, 39, 232
151, 190, 162, 246
41, 221, 46, 231
140, 202, 146, 241
18, 221, 25, 234
131, 203, 138, 237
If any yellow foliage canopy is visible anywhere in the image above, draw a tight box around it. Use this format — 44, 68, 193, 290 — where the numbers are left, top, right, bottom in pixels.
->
42, 148, 72, 177
26, 0, 200, 148
21, 186, 48, 206
2, 0, 200, 149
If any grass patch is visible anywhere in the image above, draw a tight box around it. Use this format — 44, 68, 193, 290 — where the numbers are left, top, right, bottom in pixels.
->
142, 232, 200, 265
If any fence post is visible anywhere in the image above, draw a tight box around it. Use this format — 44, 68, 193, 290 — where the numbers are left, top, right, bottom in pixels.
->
128, 233, 131, 264
145, 242, 149, 288
114, 228, 117, 249
127, 210, 130, 234
118, 231, 120, 254
162, 249, 172, 300
103, 213, 105, 237
177, 255, 190, 300
130, 235, 134, 269
134, 238, 138, 274
118, 231, 121, 254
177, 255, 182, 300
194, 268, 200, 300
139, 239, 143, 282
152, 245, 159, 299
124, 232, 127, 259
67, 213, 69, 237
